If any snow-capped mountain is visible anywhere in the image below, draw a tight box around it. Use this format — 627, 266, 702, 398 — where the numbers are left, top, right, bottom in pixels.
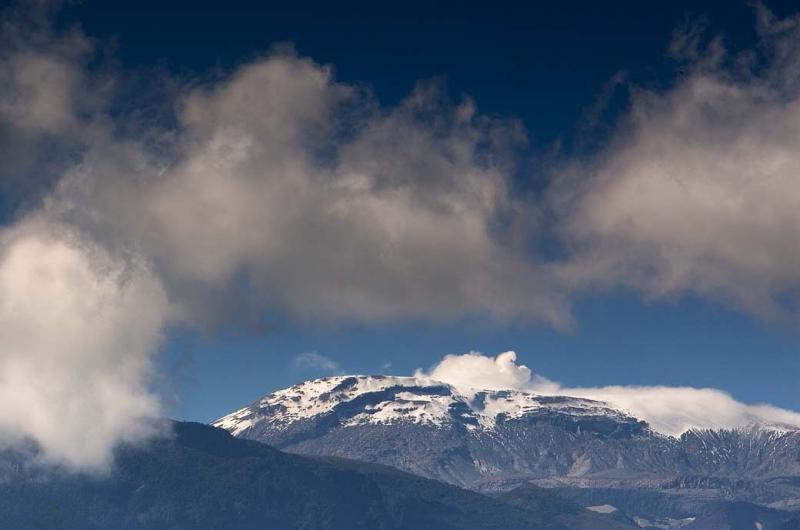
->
214, 375, 643, 435
213, 375, 800, 513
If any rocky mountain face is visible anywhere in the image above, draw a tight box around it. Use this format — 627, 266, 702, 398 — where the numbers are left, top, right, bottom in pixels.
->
214, 375, 800, 526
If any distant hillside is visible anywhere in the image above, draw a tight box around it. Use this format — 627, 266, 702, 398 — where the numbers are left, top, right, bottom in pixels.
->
0, 421, 636, 530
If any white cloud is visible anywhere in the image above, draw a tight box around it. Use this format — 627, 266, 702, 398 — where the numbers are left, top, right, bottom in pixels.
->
46, 53, 568, 328
418, 351, 533, 398
554, 5, 800, 321
0, 217, 168, 471
294, 352, 344, 375
420, 351, 800, 436
552, 384, 800, 437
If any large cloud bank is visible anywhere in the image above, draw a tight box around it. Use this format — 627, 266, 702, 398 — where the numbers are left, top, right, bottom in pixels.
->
555, 5, 800, 319
421, 351, 800, 436
3, 1, 800, 469
0, 2, 562, 470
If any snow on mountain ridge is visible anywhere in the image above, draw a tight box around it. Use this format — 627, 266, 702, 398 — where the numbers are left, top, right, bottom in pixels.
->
215, 375, 461, 435
213, 374, 638, 436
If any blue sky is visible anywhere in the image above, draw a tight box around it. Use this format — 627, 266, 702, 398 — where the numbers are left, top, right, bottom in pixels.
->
66, 1, 772, 145
3, 0, 800, 442
163, 292, 800, 423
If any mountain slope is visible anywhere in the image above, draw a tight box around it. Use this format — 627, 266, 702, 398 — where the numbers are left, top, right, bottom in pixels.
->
214, 375, 667, 486
215, 375, 800, 486
494, 483, 638, 530
0, 421, 636, 530
214, 375, 800, 520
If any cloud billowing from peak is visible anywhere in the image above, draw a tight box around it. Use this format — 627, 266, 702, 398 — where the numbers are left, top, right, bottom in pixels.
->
419, 351, 534, 397
419, 351, 800, 436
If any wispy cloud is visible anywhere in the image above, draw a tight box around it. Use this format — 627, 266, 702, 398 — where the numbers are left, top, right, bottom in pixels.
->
293, 352, 345, 375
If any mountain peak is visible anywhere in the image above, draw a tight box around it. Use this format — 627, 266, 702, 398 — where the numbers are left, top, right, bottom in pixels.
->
214, 374, 462, 435
212, 374, 640, 437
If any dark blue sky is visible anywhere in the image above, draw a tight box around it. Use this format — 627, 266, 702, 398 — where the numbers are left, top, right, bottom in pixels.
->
66, 1, 788, 147
55, 1, 800, 421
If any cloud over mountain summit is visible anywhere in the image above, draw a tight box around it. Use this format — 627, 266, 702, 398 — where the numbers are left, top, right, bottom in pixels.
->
420, 351, 800, 436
